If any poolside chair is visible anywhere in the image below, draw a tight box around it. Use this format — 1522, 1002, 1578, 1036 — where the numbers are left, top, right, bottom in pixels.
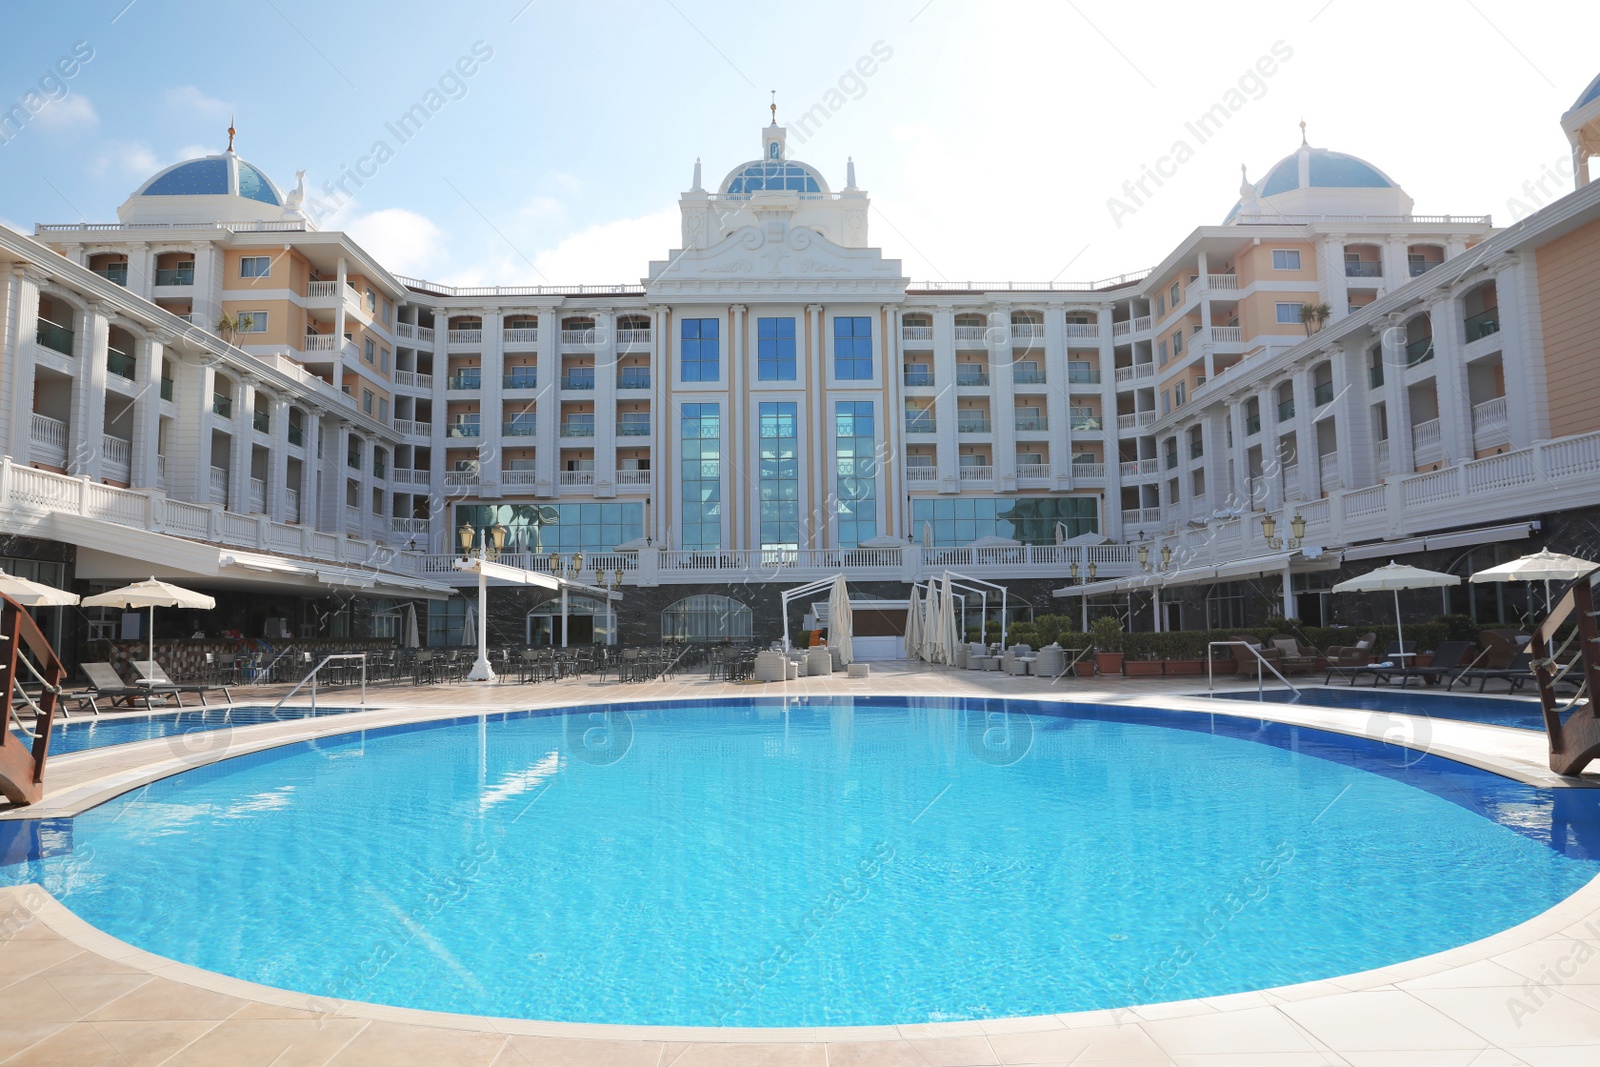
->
1267, 635, 1320, 675
1451, 650, 1536, 693
1228, 636, 1282, 676
132, 661, 233, 706
1365, 640, 1473, 689
80, 662, 181, 711
1331, 641, 1416, 686
1322, 633, 1377, 684
1477, 630, 1530, 670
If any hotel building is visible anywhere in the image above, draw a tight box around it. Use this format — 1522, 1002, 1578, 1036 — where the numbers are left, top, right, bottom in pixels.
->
4, 81, 1600, 653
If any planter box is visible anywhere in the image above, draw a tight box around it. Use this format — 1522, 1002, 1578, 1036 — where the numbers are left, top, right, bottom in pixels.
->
1124, 660, 1165, 677
1164, 659, 1207, 676
1094, 652, 1125, 676
1072, 661, 1096, 677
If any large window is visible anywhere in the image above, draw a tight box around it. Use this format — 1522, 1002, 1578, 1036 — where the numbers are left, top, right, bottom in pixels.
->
1271, 249, 1301, 270
758, 402, 800, 554
833, 316, 873, 380
1276, 303, 1303, 325
835, 401, 878, 548
757, 316, 796, 381
454, 502, 643, 555
910, 496, 1098, 545
681, 403, 722, 549
661, 594, 753, 644
681, 318, 720, 382
239, 256, 271, 278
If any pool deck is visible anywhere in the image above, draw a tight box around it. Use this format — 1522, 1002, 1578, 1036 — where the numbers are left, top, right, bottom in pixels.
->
2, 664, 1599, 1065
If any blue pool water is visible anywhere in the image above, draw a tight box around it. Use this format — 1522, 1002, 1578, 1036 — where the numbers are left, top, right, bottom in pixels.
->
1208, 686, 1548, 731
10, 705, 366, 756
4, 696, 1599, 1027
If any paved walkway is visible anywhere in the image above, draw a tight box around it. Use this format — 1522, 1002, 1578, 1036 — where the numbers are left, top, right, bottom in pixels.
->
2, 664, 1598, 1064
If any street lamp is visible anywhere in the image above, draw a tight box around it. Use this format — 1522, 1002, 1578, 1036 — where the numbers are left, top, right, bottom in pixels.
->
572, 551, 585, 578
1070, 561, 1080, 583
1261, 512, 1307, 550
1087, 562, 1098, 581
457, 521, 474, 560
1160, 544, 1173, 570
1137, 542, 1151, 571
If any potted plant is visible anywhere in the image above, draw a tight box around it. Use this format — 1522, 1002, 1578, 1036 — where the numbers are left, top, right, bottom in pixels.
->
1089, 614, 1125, 676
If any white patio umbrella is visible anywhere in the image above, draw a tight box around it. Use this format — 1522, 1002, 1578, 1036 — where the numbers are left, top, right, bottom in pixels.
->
904, 583, 923, 662
921, 581, 944, 664
826, 574, 854, 667
938, 572, 958, 661
0, 570, 79, 607
922, 521, 934, 550
403, 603, 421, 649
82, 577, 215, 677
1469, 549, 1599, 615
461, 603, 478, 647
1331, 562, 1460, 659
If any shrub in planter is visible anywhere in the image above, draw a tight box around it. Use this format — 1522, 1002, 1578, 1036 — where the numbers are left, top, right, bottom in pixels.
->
1089, 614, 1125, 675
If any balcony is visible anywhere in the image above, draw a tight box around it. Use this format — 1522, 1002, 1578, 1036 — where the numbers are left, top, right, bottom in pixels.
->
618, 419, 652, 437
1318, 453, 1341, 492
1062, 323, 1099, 339
391, 468, 427, 486
287, 424, 305, 447
958, 465, 993, 482
901, 326, 934, 344
957, 417, 992, 434
391, 517, 430, 537
560, 420, 595, 438
446, 420, 481, 439
1211, 326, 1242, 343
1070, 415, 1103, 432
955, 366, 989, 387
1277, 399, 1295, 423
106, 347, 136, 380
502, 469, 538, 488
618, 368, 651, 390
1114, 363, 1154, 383
92, 264, 129, 286
345, 505, 364, 536
1313, 381, 1334, 406
395, 420, 431, 438
903, 368, 934, 387
209, 466, 228, 505
444, 470, 479, 490
1014, 416, 1048, 433
503, 327, 539, 344
447, 329, 483, 345
1120, 458, 1159, 477
154, 268, 194, 286
393, 369, 434, 390
1189, 442, 1204, 460
1377, 439, 1391, 477
1472, 396, 1509, 448
618, 469, 652, 486
1344, 261, 1383, 278
1464, 309, 1500, 343
904, 466, 936, 482
447, 370, 482, 390
302, 334, 339, 353
284, 487, 300, 523
560, 329, 597, 345
1165, 451, 1178, 470
503, 419, 538, 437
1068, 462, 1102, 479
904, 415, 937, 434
35, 320, 73, 356
953, 326, 987, 344
561, 371, 596, 390
1245, 414, 1261, 435
1409, 260, 1437, 278
249, 477, 267, 514
1412, 418, 1443, 465
503, 368, 539, 390
617, 328, 651, 348
560, 469, 596, 486
1405, 336, 1434, 366
1122, 507, 1161, 526
1013, 368, 1045, 385
1204, 273, 1238, 290
101, 435, 131, 482
1116, 411, 1154, 432
212, 394, 233, 419
1282, 463, 1300, 500
1067, 367, 1101, 385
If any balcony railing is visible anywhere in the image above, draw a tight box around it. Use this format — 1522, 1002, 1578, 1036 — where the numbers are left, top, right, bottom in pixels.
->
503, 420, 538, 436
955, 367, 989, 387
561, 420, 596, 437
953, 326, 987, 343
1068, 462, 1102, 479
249, 477, 267, 515
1204, 273, 1238, 290
1282, 463, 1300, 500
1122, 507, 1161, 526
35, 319, 73, 356
1405, 336, 1434, 366
905, 416, 937, 434
1189, 442, 1204, 460
284, 487, 299, 523
101, 435, 131, 482
901, 326, 934, 343
1120, 458, 1159, 477
1319, 453, 1341, 492
560, 329, 597, 345
1277, 399, 1295, 422
560, 469, 596, 486
1062, 323, 1099, 338
1067, 367, 1101, 384
1313, 381, 1334, 406
1412, 418, 1443, 465
503, 328, 539, 344
390, 468, 426, 486
1014, 416, 1048, 432
617, 469, 652, 486
1246, 413, 1261, 435
1117, 411, 1154, 431
1344, 261, 1383, 278
1013, 369, 1045, 385
904, 466, 936, 482
92, 264, 129, 285
1472, 396, 1509, 448
561, 372, 596, 390
503, 369, 539, 389
249, 410, 268, 434
302, 334, 339, 353
154, 267, 194, 286
1114, 363, 1154, 382
106, 347, 136, 380
447, 420, 481, 439
1165, 451, 1178, 470
617, 328, 651, 347
957, 417, 992, 434
395, 420, 431, 437
958, 465, 993, 481
209, 466, 228, 505
286, 423, 305, 447
445, 470, 480, 490
618, 420, 652, 436
447, 329, 483, 345
345, 505, 364, 536
1211, 326, 1242, 343
1464, 308, 1500, 342
212, 394, 233, 419
1070, 415, 1103, 432
448, 370, 482, 390
618, 368, 651, 389
903, 369, 934, 387
1409, 260, 1438, 277
1377, 439, 1391, 477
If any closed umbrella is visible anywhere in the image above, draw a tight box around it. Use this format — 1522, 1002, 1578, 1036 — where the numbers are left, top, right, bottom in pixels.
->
461, 603, 478, 648
0, 570, 79, 607
1469, 549, 1599, 616
826, 574, 853, 667
938, 572, 958, 662
904, 584, 923, 662
1332, 561, 1460, 660
403, 603, 421, 649
922, 581, 944, 664
82, 577, 215, 677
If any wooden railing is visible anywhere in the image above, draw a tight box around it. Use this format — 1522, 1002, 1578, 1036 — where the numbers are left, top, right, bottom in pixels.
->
0, 594, 66, 805
1530, 567, 1600, 776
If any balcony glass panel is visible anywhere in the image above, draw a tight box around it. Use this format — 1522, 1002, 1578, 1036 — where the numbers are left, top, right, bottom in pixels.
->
1314, 381, 1334, 406
212, 394, 232, 418
155, 267, 194, 286
503, 368, 538, 389
1463, 308, 1500, 342
106, 348, 136, 380
36, 320, 74, 355
561, 370, 596, 390
448, 369, 482, 390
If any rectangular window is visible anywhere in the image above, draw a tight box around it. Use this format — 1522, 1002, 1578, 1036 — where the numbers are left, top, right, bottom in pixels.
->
1158, 341, 1169, 366
1276, 303, 1304, 325
1175, 382, 1187, 406
382, 299, 392, 325
1272, 249, 1302, 270
456, 501, 642, 556
378, 398, 389, 422
757, 317, 796, 381
364, 338, 375, 363
680, 403, 722, 549
833, 316, 873, 380
380, 348, 390, 373
1156, 295, 1166, 317
238, 311, 268, 333
239, 256, 271, 278
910, 495, 1098, 545
365, 289, 377, 314
835, 401, 878, 549
680, 318, 720, 382
758, 402, 800, 555
1170, 282, 1180, 305
1172, 331, 1183, 355
362, 390, 374, 415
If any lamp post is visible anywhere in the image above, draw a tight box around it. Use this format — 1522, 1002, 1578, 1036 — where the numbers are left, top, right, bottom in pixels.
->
1261, 512, 1307, 551
459, 521, 501, 682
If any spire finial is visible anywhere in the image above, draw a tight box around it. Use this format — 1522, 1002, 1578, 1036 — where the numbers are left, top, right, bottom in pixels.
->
227, 115, 236, 153
1299, 118, 1307, 146
770, 90, 777, 126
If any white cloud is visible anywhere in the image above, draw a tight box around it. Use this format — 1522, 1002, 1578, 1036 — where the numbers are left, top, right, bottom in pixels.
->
344, 208, 449, 277
92, 140, 161, 180
164, 86, 232, 119
522, 208, 678, 285
33, 94, 97, 131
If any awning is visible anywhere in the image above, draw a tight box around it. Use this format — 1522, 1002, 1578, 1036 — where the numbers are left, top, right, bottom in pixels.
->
1340, 521, 1538, 562
1052, 550, 1327, 597
219, 552, 454, 599
452, 557, 620, 600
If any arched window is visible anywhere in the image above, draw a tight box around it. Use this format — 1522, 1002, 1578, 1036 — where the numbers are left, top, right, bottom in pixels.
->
661, 594, 753, 644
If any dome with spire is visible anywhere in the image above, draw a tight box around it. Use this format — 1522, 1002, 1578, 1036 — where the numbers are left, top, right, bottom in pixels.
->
1225, 130, 1411, 223
117, 129, 307, 227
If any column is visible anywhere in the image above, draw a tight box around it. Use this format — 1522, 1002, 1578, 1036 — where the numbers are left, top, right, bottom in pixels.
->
130, 335, 165, 489
1429, 294, 1471, 465
300, 410, 323, 530
882, 302, 904, 539
1495, 256, 1546, 447
727, 304, 748, 545
931, 305, 957, 491
990, 304, 1018, 492
533, 304, 558, 497
332, 257, 349, 394
1042, 305, 1070, 490
1381, 238, 1409, 298
1291, 367, 1316, 499
270, 393, 291, 522
1254, 385, 1278, 512
1227, 399, 1250, 508
592, 306, 618, 498
1095, 306, 1118, 528
649, 303, 669, 542
1319, 236, 1346, 320
2, 267, 43, 462
71, 302, 111, 481
1381, 314, 1414, 473
229, 376, 256, 512
478, 306, 504, 498
1327, 342, 1364, 491
191, 243, 219, 336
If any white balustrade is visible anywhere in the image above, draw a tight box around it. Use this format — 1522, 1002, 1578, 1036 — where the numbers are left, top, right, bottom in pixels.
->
209, 465, 228, 505
617, 470, 652, 486
285, 487, 300, 523
1211, 326, 1242, 343
1411, 418, 1443, 466
101, 435, 131, 482
29, 413, 68, 468
249, 477, 266, 514
1318, 453, 1341, 492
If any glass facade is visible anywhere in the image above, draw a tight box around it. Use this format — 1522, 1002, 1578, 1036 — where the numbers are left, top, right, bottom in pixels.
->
454, 502, 643, 555
661, 594, 754, 643
757, 316, 796, 381
834, 316, 873, 380
910, 496, 1099, 545
834, 401, 878, 548
758, 402, 800, 553
681, 318, 720, 382
681, 403, 722, 549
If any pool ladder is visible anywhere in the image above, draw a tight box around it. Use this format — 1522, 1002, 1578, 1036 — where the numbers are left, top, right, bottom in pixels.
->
0, 593, 66, 806
1529, 566, 1600, 776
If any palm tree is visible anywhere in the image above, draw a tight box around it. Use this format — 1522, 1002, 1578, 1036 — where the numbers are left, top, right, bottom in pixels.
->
1298, 303, 1332, 336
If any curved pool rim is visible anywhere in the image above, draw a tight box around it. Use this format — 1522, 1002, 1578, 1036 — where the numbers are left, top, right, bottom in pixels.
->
6, 689, 1600, 1040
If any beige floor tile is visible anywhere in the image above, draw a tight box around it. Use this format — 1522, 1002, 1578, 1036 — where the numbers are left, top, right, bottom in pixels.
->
1277, 991, 1487, 1052
501, 1035, 665, 1066
666, 1042, 827, 1067
1340, 1053, 1519, 1067
92, 1020, 220, 1066
44, 974, 151, 1018
986, 1023, 1168, 1064
0, 1022, 69, 1063
84, 976, 247, 1021
323, 1021, 507, 1066
1397, 959, 1532, 990
1487, 937, 1596, 984
0, 942, 83, 977
1511, 1046, 1600, 1066
1406, 984, 1600, 1049
35, 954, 146, 978
3, 1021, 131, 1066
1, 977, 99, 1023
1168, 1055, 1344, 1067
1142, 1005, 1321, 1056
161, 1018, 369, 1067
896, 1022, 989, 1040
902, 1036, 1002, 1066
824, 1040, 932, 1067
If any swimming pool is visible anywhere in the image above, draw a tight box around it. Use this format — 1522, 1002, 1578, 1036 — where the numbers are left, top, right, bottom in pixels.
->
10, 704, 367, 756
4, 695, 1598, 1027
1207, 686, 1548, 730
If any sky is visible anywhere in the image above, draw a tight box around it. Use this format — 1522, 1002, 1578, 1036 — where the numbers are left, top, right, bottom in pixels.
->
0, 1, 1595, 287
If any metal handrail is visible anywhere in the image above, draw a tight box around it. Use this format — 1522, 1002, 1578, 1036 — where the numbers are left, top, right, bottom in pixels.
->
1207, 641, 1301, 697
271, 653, 367, 716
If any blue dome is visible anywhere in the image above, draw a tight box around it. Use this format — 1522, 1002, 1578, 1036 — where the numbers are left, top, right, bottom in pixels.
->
133, 154, 281, 206
720, 159, 827, 199
1258, 147, 1397, 195
1571, 72, 1600, 114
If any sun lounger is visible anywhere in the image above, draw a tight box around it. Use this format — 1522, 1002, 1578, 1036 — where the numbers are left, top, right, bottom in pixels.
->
1330, 641, 1414, 686
1450, 650, 1534, 693
80, 662, 182, 711
1364, 640, 1473, 688
132, 661, 232, 705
